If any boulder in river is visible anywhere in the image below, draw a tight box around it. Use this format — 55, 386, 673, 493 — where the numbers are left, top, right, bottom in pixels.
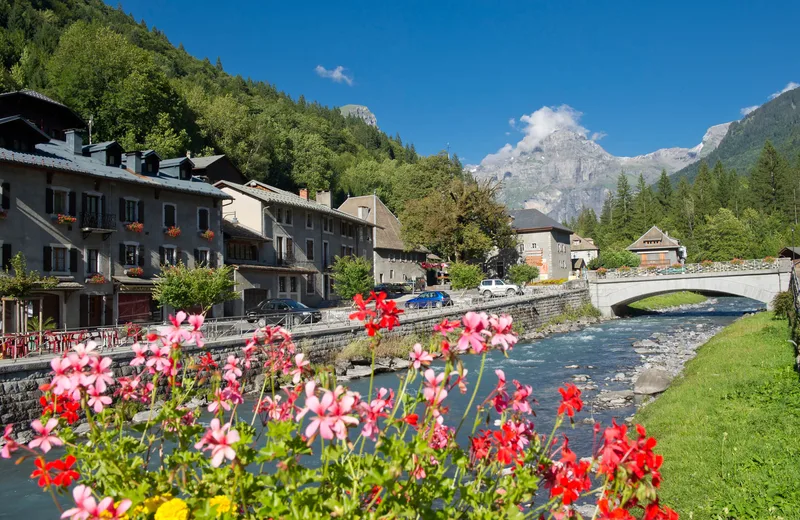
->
634, 369, 673, 395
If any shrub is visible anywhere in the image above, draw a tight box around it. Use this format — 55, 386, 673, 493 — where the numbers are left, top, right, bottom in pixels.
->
507, 264, 539, 286
449, 262, 483, 290
595, 249, 640, 269
764, 256, 776, 263
731, 257, 744, 265
330, 255, 373, 299
772, 291, 795, 320
153, 262, 237, 314
671, 263, 683, 269
531, 278, 568, 286
701, 259, 714, 267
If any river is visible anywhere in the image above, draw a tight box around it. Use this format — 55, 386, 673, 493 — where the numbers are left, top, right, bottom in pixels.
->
0, 296, 764, 518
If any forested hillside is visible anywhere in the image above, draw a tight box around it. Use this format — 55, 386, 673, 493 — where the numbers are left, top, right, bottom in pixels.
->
672, 87, 800, 183
0, 0, 465, 212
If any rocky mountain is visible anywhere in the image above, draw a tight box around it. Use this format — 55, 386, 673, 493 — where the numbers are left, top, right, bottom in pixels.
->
339, 104, 378, 128
469, 123, 730, 222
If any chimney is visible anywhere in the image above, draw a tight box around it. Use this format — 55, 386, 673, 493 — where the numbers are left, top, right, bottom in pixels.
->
126, 151, 142, 174
65, 129, 82, 155
299, 188, 308, 200
185, 150, 192, 159
315, 190, 331, 207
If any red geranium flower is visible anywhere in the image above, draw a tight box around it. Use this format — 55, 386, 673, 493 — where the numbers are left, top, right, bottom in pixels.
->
50, 455, 80, 487
30, 458, 53, 487
557, 383, 583, 417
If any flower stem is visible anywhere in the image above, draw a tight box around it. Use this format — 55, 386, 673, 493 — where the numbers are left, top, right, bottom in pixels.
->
455, 351, 486, 437
250, 368, 271, 427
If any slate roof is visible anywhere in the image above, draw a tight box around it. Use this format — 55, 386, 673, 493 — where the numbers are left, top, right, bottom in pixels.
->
222, 219, 270, 241
338, 194, 426, 252
0, 115, 52, 142
81, 141, 119, 154
0, 136, 230, 200
570, 234, 599, 251
216, 180, 376, 226
191, 155, 226, 169
160, 157, 191, 168
0, 90, 85, 128
627, 226, 681, 251
508, 209, 573, 234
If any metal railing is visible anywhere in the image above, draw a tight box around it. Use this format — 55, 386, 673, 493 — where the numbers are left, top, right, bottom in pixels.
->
1, 327, 122, 360
80, 212, 116, 230
588, 258, 791, 280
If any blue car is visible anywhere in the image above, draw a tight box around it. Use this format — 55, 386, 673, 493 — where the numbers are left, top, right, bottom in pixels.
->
405, 291, 452, 309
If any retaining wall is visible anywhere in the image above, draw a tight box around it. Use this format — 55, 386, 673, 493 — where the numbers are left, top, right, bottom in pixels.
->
0, 287, 589, 434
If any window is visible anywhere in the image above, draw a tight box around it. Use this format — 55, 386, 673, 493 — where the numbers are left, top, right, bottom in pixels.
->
285, 209, 293, 225
198, 207, 210, 231
390, 269, 394, 280
146, 162, 154, 173
305, 239, 315, 261
329, 275, 335, 296
124, 244, 138, 267
196, 249, 210, 266
53, 190, 68, 214
323, 216, 334, 233
53, 247, 68, 272
340, 221, 347, 236
163, 204, 177, 228
161, 246, 177, 266
530, 243, 538, 250
275, 208, 283, 224
84, 194, 100, 216
307, 274, 316, 294
290, 276, 298, 293
279, 276, 287, 293
306, 212, 313, 229
341, 245, 347, 258
348, 224, 354, 238
124, 199, 138, 222
227, 242, 257, 261
348, 246, 354, 256
86, 249, 99, 274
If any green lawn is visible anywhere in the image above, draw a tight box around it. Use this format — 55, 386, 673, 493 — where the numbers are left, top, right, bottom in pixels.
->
635, 313, 800, 519
627, 291, 707, 311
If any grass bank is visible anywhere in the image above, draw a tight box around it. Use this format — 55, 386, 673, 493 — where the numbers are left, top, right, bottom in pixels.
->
336, 334, 434, 363
627, 291, 707, 311
635, 312, 800, 518
536, 302, 601, 331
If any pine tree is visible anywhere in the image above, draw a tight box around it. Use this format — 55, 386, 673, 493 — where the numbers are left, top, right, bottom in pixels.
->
575, 207, 598, 239
672, 176, 695, 238
600, 192, 614, 226
631, 173, 659, 235
613, 173, 633, 232
714, 162, 733, 210
749, 140, 790, 216
655, 169, 673, 211
692, 161, 719, 220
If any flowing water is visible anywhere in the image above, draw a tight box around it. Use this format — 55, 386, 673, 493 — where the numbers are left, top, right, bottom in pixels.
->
0, 296, 764, 518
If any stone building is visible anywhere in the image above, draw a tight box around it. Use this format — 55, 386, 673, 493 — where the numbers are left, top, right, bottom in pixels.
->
214, 180, 375, 313
337, 194, 427, 285
0, 91, 228, 330
508, 209, 572, 280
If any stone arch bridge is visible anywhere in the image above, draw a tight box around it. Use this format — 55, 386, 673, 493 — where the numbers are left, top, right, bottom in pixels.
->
588, 259, 793, 316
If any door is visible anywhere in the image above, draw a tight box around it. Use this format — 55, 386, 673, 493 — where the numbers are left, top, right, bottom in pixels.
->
323, 242, 330, 269
323, 274, 330, 300
88, 296, 102, 327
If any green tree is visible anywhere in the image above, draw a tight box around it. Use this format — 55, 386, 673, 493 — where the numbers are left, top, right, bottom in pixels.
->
749, 140, 790, 216
655, 169, 673, 211
692, 162, 719, 219
507, 264, 540, 286
592, 249, 641, 269
0, 252, 57, 299
672, 176, 696, 238
613, 173, 633, 234
631, 173, 659, 235
153, 262, 237, 314
574, 207, 598, 239
141, 112, 189, 159
330, 255, 373, 300
449, 262, 483, 291
693, 208, 751, 261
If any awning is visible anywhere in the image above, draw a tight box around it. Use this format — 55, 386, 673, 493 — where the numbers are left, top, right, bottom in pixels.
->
233, 264, 316, 275
112, 276, 155, 293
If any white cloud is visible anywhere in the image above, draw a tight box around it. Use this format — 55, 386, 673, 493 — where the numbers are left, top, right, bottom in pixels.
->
508, 118, 516, 127
769, 81, 800, 100
590, 131, 607, 141
314, 65, 353, 86
481, 105, 590, 165
740, 105, 759, 116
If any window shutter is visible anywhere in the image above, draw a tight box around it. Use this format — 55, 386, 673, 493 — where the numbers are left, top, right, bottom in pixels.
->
1, 182, 9, 210
193, 249, 200, 265
199, 209, 209, 231
251, 245, 259, 261
119, 243, 126, 264
159, 246, 165, 265
100, 194, 106, 215
69, 248, 78, 273
210, 252, 217, 268
43, 246, 52, 271
165, 205, 176, 227
68, 191, 76, 217
138, 200, 144, 223
138, 245, 145, 267
79, 295, 89, 328
45, 188, 53, 214
119, 198, 125, 222
81, 193, 87, 214
1, 243, 10, 270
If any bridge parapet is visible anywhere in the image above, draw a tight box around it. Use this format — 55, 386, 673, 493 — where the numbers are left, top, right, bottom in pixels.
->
587, 258, 791, 282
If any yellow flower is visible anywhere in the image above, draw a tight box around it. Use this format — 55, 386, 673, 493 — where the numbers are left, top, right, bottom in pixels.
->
143, 494, 173, 514
154, 498, 189, 520
209, 495, 235, 517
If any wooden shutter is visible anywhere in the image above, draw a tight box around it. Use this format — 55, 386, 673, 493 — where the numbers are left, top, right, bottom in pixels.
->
251, 245, 259, 261
100, 195, 106, 216
159, 246, 165, 265
79, 295, 89, 328
199, 209, 209, 231
81, 193, 88, 214
138, 200, 144, 223
69, 248, 78, 273
137, 245, 145, 267
119, 243, 126, 264
1, 182, 9, 210
209, 252, 217, 268
119, 198, 125, 222
165, 205, 176, 227
43, 246, 52, 271
68, 191, 76, 217
1, 243, 10, 270
193, 249, 200, 266
45, 188, 53, 214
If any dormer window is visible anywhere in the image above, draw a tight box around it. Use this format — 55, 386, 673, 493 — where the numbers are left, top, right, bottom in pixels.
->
107, 154, 118, 166
180, 164, 191, 181
146, 162, 154, 173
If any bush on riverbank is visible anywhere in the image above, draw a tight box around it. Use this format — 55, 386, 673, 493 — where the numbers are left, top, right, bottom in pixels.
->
636, 312, 800, 518
336, 333, 432, 362
627, 291, 707, 311
539, 302, 601, 330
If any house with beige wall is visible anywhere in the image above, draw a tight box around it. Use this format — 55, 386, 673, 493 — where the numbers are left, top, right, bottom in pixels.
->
508, 209, 572, 280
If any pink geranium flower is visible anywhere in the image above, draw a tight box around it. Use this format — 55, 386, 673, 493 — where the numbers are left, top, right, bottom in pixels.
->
161, 312, 191, 345
433, 318, 461, 336
457, 312, 489, 353
223, 355, 242, 382
208, 388, 232, 414
130, 343, 147, 367
146, 344, 171, 374
1, 425, 18, 459
83, 356, 114, 393
422, 369, 448, 406
60, 484, 131, 520
187, 314, 205, 347
291, 353, 310, 384
194, 418, 240, 467
297, 382, 337, 440
50, 357, 72, 396
29, 418, 62, 453
490, 314, 517, 352
409, 343, 433, 370
87, 384, 112, 413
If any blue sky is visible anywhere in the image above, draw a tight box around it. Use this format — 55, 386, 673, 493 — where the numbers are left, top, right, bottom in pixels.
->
113, 0, 800, 164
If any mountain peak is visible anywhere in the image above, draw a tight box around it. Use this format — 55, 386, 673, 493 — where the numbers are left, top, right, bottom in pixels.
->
339, 104, 378, 128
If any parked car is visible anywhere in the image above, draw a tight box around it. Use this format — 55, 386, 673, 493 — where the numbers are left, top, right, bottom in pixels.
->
479, 279, 523, 298
405, 291, 453, 309
374, 283, 408, 297
246, 298, 322, 326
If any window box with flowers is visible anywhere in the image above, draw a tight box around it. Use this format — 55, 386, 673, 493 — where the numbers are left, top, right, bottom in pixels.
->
700, 259, 714, 267
200, 229, 215, 242
764, 256, 776, 264
165, 226, 181, 238
126, 267, 144, 278
731, 257, 744, 266
86, 274, 106, 284
54, 214, 77, 225
125, 222, 144, 233
595, 267, 607, 278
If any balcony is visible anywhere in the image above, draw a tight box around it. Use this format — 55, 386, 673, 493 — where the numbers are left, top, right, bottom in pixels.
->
81, 212, 116, 240
277, 253, 296, 267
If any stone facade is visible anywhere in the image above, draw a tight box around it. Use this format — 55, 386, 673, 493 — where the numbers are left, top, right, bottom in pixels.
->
0, 286, 589, 435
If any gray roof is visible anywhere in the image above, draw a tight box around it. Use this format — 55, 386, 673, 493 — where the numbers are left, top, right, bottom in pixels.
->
160, 157, 191, 168
82, 141, 119, 153
191, 155, 225, 169
222, 219, 270, 241
570, 234, 599, 251
0, 138, 230, 200
509, 209, 572, 234
17, 90, 67, 107
216, 180, 376, 226
627, 226, 680, 251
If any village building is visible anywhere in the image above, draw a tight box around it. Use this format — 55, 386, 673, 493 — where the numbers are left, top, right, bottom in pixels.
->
570, 234, 599, 274
508, 209, 572, 280
627, 226, 684, 268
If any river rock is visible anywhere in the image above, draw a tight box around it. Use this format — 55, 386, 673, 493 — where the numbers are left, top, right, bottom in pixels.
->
132, 409, 160, 425
391, 358, 411, 370
564, 364, 580, 369
611, 372, 626, 381
572, 374, 591, 382
340, 365, 373, 381
634, 369, 673, 395
74, 423, 91, 437
334, 359, 353, 376
633, 339, 658, 348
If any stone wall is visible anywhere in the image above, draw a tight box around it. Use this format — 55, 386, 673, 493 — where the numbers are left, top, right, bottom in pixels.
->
0, 287, 589, 436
